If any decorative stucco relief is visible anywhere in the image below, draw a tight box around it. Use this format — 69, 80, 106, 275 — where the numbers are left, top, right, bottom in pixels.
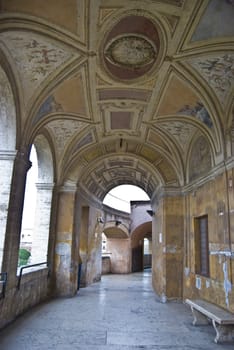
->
159, 121, 196, 150
189, 54, 234, 105
47, 119, 87, 157
0, 32, 77, 103
104, 35, 157, 69
102, 15, 161, 80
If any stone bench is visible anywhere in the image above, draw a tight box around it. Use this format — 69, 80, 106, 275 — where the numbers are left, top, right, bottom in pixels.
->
185, 299, 234, 343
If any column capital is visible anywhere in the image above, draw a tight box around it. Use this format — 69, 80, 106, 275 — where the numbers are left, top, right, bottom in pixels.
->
0, 150, 17, 160
58, 183, 77, 193
15, 149, 31, 172
36, 182, 54, 191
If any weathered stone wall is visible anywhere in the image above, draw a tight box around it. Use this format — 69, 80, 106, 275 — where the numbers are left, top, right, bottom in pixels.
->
165, 196, 184, 299
79, 205, 103, 286
152, 197, 165, 298
102, 256, 111, 274
53, 188, 78, 297
152, 195, 184, 301
130, 201, 151, 232
183, 170, 234, 312
106, 238, 131, 273
0, 268, 49, 329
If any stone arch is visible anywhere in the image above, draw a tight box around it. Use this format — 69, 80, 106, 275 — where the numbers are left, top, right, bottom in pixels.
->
131, 222, 152, 272
0, 65, 17, 270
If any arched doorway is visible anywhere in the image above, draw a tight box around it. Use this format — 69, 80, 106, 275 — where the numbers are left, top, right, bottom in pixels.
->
131, 222, 152, 273
100, 185, 152, 275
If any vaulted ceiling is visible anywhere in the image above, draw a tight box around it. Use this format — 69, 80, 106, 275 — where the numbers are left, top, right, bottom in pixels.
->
0, 0, 233, 203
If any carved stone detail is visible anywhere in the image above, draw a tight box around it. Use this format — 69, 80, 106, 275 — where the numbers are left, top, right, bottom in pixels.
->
105, 35, 157, 69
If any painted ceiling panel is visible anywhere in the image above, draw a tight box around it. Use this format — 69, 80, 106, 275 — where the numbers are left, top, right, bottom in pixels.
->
157, 75, 212, 127
83, 147, 103, 162
72, 132, 94, 154
192, 0, 234, 42
46, 119, 87, 159
0, 31, 78, 106
1, 0, 83, 36
147, 130, 171, 153
188, 54, 234, 106
98, 89, 151, 101
110, 111, 132, 129
159, 121, 196, 152
0, 0, 233, 202
140, 145, 160, 163
51, 72, 89, 118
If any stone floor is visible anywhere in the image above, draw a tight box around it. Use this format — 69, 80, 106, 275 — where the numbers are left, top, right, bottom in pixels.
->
0, 269, 233, 349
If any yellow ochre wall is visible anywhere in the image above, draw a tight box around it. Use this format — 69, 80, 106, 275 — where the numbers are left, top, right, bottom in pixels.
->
152, 169, 234, 311
184, 170, 234, 312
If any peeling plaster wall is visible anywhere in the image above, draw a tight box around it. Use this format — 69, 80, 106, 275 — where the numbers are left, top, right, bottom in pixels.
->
79, 205, 102, 286
183, 170, 234, 312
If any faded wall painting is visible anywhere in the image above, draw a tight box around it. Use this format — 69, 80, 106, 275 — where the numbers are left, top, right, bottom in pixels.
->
189, 135, 212, 182
0, 32, 77, 104
159, 121, 196, 152
47, 119, 88, 158
158, 75, 213, 127
34, 73, 89, 124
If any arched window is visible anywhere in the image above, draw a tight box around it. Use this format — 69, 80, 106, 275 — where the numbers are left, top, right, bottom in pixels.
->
19, 137, 54, 267
19, 146, 38, 266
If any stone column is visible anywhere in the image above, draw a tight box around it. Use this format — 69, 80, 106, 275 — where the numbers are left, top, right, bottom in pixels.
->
2, 149, 31, 288
30, 182, 54, 264
53, 185, 78, 297
0, 150, 16, 270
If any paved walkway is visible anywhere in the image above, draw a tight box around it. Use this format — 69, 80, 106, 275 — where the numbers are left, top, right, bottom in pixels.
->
0, 269, 233, 349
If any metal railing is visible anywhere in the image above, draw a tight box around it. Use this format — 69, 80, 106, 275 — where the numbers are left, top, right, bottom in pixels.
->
17, 262, 48, 290
0, 272, 7, 298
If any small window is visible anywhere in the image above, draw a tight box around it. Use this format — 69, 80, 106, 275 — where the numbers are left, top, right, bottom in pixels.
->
194, 215, 209, 277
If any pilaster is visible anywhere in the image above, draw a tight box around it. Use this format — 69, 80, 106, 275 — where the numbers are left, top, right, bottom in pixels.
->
53, 184, 78, 297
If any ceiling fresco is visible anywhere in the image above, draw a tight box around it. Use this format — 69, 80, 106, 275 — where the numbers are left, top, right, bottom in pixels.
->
191, 0, 234, 42
188, 54, 234, 106
46, 119, 88, 159
0, 0, 233, 202
0, 31, 79, 108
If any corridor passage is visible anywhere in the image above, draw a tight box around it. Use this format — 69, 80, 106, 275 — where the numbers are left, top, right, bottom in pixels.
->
0, 270, 233, 350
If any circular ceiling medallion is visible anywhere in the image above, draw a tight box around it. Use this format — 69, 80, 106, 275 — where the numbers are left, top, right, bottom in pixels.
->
104, 34, 157, 69
102, 15, 161, 80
